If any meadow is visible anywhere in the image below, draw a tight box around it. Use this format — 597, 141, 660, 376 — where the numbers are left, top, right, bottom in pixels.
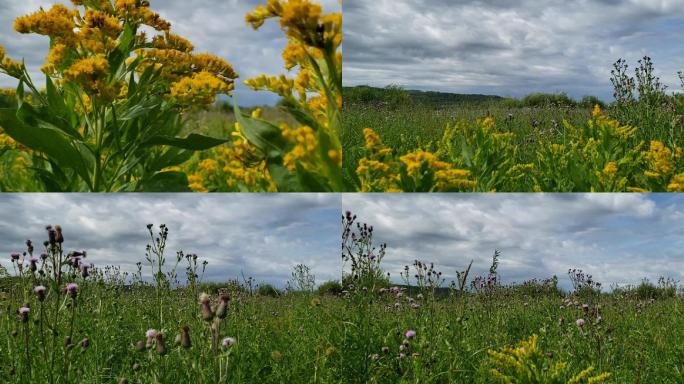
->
343, 58, 684, 192
1, 218, 683, 383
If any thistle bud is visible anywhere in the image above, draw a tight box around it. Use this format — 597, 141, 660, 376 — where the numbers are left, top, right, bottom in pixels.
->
55, 226, 63, 243
65, 283, 78, 299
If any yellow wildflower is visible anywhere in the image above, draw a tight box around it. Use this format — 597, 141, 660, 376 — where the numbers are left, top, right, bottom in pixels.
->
199, 158, 218, 172
170, 71, 232, 107
645, 140, 672, 178
14, 5, 78, 42
482, 116, 495, 129
667, 173, 684, 192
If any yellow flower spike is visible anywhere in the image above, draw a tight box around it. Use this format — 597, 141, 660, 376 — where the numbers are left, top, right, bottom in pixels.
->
170, 71, 232, 107
592, 104, 602, 118
482, 116, 495, 129
14, 4, 78, 41
667, 173, 684, 192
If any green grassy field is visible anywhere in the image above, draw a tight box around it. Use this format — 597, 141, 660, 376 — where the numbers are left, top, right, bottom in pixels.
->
2, 223, 684, 383
342, 100, 594, 180
342, 84, 684, 192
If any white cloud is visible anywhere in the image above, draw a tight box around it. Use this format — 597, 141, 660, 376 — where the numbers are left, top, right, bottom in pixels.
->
343, 0, 684, 99
0, 194, 340, 287
342, 193, 683, 290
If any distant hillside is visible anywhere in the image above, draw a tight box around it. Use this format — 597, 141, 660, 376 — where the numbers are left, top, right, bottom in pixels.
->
343, 85, 503, 106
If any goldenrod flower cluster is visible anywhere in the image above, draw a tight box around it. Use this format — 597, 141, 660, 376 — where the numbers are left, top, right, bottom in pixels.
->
488, 334, 611, 383
169, 71, 233, 107
186, 139, 276, 192
356, 128, 475, 192
10, 0, 235, 108
281, 123, 318, 171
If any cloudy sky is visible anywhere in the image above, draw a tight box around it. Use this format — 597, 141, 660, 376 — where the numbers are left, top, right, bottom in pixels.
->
0, 0, 339, 106
0, 194, 340, 287
343, 193, 684, 291
344, 0, 684, 100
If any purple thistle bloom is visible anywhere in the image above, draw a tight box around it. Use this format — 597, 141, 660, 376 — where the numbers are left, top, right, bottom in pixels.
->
576, 318, 586, 327
40, 253, 48, 260
10, 252, 20, 261
405, 330, 416, 339
34, 285, 47, 301
146, 329, 158, 339
66, 283, 78, 299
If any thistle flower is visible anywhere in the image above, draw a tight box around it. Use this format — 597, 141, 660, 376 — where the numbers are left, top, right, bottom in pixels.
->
65, 283, 78, 299
80, 263, 92, 278
215, 294, 230, 319
146, 328, 158, 340
576, 318, 586, 327
40, 253, 48, 260
582, 304, 589, 312
18, 306, 30, 322
34, 285, 47, 302
405, 330, 416, 339
29, 256, 39, 272
10, 252, 20, 261
221, 337, 236, 349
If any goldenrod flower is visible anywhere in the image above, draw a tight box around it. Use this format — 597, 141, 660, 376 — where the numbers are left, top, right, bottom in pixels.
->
170, 71, 232, 107
667, 173, 684, 192
14, 5, 78, 42
645, 140, 673, 178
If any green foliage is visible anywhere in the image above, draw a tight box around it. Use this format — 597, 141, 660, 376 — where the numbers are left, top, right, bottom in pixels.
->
257, 283, 281, 297
317, 280, 342, 296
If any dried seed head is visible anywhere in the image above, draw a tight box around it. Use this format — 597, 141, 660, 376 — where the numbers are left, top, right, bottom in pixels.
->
199, 292, 210, 304
64, 336, 73, 349
80, 338, 89, 348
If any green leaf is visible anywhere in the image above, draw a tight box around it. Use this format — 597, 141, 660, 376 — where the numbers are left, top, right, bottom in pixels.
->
0, 108, 91, 186
16, 102, 81, 140
147, 147, 193, 171
142, 134, 228, 151
233, 98, 288, 160
140, 171, 190, 192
